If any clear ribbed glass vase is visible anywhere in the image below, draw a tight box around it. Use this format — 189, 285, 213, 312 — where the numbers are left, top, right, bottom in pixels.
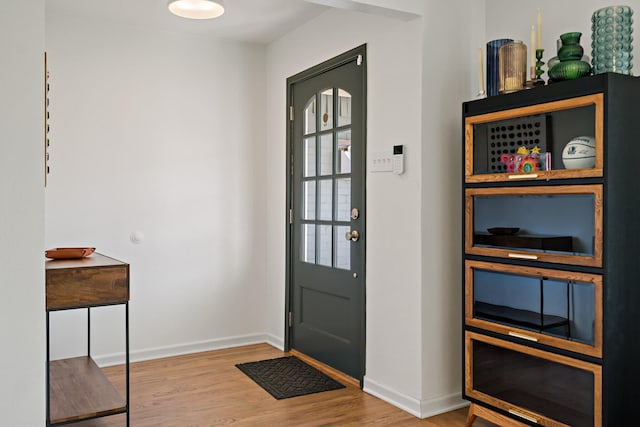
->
499, 41, 527, 93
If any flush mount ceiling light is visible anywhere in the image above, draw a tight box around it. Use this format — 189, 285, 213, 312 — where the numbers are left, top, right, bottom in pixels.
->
168, 0, 225, 20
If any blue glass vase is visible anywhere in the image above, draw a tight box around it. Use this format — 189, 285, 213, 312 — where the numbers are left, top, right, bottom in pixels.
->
487, 38, 513, 96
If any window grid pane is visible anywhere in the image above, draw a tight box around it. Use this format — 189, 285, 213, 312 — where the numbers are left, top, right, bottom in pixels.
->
303, 181, 316, 220
319, 133, 333, 176
318, 225, 332, 267
304, 136, 316, 177
334, 226, 351, 270
304, 97, 316, 135
337, 89, 352, 127
320, 88, 333, 130
318, 179, 333, 221
336, 129, 351, 174
336, 178, 351, 222
301, 224, 316, 264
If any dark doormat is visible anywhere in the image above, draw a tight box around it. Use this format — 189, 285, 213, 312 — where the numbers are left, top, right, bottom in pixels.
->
235, 356, 345, 400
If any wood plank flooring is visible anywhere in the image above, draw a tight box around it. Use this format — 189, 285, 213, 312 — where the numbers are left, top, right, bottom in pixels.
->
69, 343, 497, 426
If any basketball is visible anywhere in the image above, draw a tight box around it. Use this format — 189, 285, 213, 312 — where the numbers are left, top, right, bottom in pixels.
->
561, 136, 596, 169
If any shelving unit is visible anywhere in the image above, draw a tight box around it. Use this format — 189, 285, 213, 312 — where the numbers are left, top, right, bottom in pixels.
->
462, 73, 640, 427
46, 253, 130, 426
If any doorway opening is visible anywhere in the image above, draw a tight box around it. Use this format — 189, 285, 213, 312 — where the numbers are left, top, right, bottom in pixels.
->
285, 45, 367, 383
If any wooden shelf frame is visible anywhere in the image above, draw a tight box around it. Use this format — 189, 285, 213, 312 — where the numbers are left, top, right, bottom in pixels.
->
465, 184, 603, 268
464, 93, 604, 183
465, 260, 603, 358
465, 331, 602, 427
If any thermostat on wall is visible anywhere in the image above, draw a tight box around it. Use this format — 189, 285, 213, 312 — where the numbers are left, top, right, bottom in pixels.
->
393, 145, 404, 174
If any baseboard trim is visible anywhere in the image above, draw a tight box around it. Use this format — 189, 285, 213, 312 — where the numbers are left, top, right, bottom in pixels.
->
363, 377, 468, 419
363, 377, 422, 418
420, 393, 469, 419
94, 333, 284, 367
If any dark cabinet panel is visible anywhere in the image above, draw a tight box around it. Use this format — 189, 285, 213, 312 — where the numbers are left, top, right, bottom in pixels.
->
465, 260, 602, 357
465, 185, 602, 267
467, 332, 600, 427
463, 73, 640, 427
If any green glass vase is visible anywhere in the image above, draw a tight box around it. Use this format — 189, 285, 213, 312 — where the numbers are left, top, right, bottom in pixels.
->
558, 32, 584, 61
548, 60, 592, 80
549, 32, 592, 81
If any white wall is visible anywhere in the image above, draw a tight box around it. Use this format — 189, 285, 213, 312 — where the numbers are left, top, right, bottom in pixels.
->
420, 0, 478, 416
45, 10, 269, 362
485, 0, 640, 77
265, 3, 477, 417
0, 1, 46, 424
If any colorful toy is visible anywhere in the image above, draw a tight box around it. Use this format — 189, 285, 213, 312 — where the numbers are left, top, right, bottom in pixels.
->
519, 157, 539, 173
500, 146, 549, 173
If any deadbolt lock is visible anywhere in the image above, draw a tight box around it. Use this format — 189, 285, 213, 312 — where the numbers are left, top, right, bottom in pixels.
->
345, 230, 360, 242
351, 208, 360, 220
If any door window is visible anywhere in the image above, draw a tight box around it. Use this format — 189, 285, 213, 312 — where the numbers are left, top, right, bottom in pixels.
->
300, 88, 352, 270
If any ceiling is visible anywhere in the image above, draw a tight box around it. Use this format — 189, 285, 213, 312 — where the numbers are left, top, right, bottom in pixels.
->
46, 0, 329, 44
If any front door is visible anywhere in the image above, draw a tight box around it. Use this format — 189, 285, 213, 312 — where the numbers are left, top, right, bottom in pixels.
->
286, 45, 366, 382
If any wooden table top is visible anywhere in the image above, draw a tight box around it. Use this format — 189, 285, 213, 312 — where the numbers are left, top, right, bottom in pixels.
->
45, 252, 127, 270
45, 252, 129, 310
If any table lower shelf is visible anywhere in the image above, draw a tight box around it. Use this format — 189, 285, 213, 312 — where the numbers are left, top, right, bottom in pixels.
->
49, 356, 126, 425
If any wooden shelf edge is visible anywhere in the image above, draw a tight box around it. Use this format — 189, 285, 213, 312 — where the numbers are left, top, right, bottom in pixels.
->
49, 356, 126, 424
475, 301, 569, 330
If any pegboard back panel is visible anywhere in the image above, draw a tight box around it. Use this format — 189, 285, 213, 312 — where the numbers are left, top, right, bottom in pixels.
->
487, 115, 548, 173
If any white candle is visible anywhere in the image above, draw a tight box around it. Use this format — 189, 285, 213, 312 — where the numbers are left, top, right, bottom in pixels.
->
530, 25, 536, 71
478, 47, 485, 93
537, 8, 542, 51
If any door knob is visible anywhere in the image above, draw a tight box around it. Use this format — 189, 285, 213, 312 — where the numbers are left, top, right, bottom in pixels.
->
345, 230, 360, 242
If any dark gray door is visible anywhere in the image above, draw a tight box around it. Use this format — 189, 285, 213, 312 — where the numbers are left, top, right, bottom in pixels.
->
286, 46, 366, 381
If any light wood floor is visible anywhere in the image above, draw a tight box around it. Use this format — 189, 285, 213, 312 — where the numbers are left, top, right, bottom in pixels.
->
70, 343, 497, 426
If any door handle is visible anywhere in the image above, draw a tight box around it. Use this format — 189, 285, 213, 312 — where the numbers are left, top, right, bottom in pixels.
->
345, 230, 360, 242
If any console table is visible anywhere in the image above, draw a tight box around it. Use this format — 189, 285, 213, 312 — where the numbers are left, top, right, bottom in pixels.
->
45, 253, 130, 426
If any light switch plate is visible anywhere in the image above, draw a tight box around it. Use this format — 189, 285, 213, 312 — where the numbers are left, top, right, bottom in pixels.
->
370, 150, 393, 172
